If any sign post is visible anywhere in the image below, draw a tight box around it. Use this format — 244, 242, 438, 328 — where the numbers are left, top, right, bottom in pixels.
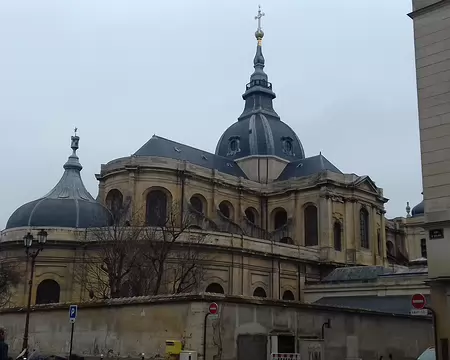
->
203, 303, 219, 360
410, 293, 428, 316
68, 305, 77, 358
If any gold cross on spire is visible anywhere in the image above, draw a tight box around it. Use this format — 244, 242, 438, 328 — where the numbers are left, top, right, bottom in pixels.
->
255, 5, 265, 32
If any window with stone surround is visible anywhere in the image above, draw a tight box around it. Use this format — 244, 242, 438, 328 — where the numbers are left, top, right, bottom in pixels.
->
253, 287, 267, 298
205, 283, 224, 294
146, 189, 168, 226
421, 238, 427, 258
304, 205, 318, 246
333, 221, 342, 251
36, 279, 60, 304
106, 189, 123, 221
360, 207, 370, 249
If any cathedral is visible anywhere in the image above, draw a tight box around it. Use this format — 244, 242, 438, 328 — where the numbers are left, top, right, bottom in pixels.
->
0, 10, 427, 307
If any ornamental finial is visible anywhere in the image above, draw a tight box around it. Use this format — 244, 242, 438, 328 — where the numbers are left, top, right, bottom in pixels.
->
255, 5, 265, 43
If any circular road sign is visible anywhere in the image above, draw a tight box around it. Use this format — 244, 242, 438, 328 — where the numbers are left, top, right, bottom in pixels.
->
411, 293, 426, 309
209, 302, 219, 315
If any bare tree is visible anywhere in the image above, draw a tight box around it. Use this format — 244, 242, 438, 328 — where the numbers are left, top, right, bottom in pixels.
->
0, 256, 20, 307
75, 201, 146, 300
76, 201, 207, 299
128, 204, 207, 296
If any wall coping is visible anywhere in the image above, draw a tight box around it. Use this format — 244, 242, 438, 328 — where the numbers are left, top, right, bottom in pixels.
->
1, 293, 431, 321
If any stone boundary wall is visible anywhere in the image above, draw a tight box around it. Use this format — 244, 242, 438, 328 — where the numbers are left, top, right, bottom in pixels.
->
0, 293, 433, 360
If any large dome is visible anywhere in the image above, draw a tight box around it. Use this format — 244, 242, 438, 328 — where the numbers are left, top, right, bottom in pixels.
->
5, 134, 112, 230
215, 24, 305, 162
215, 114, 305, 161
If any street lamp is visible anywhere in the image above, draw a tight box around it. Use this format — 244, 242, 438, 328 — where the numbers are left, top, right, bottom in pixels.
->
22, 229, 47, 356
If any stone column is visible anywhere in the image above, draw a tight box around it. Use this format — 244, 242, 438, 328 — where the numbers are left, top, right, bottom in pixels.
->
344, 199, 353, 253
353, 200, 360, 252
210, 171, 216, 219
380, 210, 387, 266
319, 188, 332, 260
272, 259, 280, 299
371, 205, 378, 264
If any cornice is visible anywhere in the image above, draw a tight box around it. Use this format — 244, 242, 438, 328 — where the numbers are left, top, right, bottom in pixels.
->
408, 0, 450, 19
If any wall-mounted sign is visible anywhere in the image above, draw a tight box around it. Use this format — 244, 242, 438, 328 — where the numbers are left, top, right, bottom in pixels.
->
429, 228, 444, 240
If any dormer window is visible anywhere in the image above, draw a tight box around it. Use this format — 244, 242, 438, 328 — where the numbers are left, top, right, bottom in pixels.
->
281, 137, 294, 156
227, 136, 241, 156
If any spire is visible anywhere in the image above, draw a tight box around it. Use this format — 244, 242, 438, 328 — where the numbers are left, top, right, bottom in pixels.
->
63, 127, 82, 171
239, 5, 279, 121
251, 5, 267, 83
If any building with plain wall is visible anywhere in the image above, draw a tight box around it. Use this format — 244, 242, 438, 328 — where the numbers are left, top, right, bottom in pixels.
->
409, 0, 450, 358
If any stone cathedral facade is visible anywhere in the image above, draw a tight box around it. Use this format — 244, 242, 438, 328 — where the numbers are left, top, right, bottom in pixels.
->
0, 15, 424, 307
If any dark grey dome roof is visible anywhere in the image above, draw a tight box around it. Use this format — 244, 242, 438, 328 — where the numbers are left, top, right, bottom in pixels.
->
5, 134, 112, 230
411, 200, 424, 217
215, 23, 305, 162
215, 114, 305, 161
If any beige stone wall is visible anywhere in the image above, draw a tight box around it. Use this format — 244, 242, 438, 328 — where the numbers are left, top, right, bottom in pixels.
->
96, 156, 389, 267
412, 0, 450, 278
0, 227, 324, 306
405, 216, 426, 260
0, 295, 433, 360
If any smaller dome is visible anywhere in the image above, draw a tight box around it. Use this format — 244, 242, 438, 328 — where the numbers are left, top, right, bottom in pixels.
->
5, 133, 112, 230
411, 200, 424, 217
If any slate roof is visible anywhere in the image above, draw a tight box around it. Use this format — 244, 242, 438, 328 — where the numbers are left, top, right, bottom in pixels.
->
320, 266, 389, 283
277, 154, 342, 181
6, 135, 112, 230
412, 199, 424, 217
134, 135, 248, 178
314, 295, 431, 315
215, 114, 306, 162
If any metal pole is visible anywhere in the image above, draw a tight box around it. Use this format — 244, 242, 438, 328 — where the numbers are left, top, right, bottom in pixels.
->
426, 307, 439, 360
22, 254, 37, 356
203, 313, 210, 360
69, 322, 75, 359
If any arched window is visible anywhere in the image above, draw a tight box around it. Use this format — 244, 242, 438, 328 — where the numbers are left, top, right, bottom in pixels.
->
245, 207, 258, 225
205, 283, 224, 294
360, 208, 369, 249
273, 208, 288, 230
35, 279, 60, 304
253, 287, 267, 298
280, 237, 293, 245
219, 201, 232, 219
304, 205, 318, 246
146, 190, 168, 226
106, 189, 123, 219
386, 241, 394, 256
333, 221, 342, 251
190, 195, 204, 214
282, 290, 295, 301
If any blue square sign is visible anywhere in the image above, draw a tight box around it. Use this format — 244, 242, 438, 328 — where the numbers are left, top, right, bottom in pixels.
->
69, 305, 77, 323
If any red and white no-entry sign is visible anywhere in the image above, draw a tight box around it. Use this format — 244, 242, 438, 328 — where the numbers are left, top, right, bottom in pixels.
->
209, 302, 219, 315
411, 293, 426, 310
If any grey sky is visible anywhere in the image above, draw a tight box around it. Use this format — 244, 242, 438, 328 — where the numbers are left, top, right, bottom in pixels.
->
0, 0, 420, 229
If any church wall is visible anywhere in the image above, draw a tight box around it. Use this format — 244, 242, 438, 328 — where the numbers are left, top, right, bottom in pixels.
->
93, 159, 390, 269
0, 228, 326, 307
0, 295, 433, 360
405, 216, 426, 260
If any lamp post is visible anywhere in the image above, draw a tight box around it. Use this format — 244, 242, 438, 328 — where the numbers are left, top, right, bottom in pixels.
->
22, 229, 47, 356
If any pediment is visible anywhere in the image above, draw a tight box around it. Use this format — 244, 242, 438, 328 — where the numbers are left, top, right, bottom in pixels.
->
353, 176, 378, 194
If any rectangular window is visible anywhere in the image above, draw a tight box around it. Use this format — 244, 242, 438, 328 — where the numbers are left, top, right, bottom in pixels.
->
420, 238, 427, 258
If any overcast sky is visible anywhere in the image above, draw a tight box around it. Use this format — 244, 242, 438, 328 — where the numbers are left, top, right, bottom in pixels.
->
0, 0, 421, 229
